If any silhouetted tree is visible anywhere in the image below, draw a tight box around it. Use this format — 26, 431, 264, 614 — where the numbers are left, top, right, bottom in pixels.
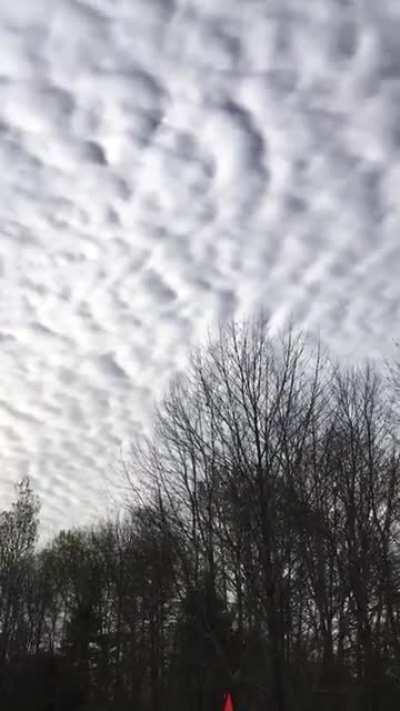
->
4, 321, 400, 710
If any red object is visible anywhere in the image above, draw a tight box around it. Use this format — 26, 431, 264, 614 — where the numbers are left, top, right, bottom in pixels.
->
223, 691, 234, 711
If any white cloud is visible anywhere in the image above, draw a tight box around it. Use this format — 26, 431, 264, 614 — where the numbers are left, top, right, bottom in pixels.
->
0, 0, 399, 537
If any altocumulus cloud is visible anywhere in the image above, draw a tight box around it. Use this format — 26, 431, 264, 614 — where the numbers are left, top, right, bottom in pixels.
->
0, 0, 399, 537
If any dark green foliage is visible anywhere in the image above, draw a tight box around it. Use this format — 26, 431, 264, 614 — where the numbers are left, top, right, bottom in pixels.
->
167, 574, 232, 711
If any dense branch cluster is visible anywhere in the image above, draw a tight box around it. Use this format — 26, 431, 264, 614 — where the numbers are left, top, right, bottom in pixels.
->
2, 321, 400, 711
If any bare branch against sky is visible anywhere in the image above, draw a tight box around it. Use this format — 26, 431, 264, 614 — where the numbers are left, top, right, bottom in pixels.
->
0, 0, 399, 535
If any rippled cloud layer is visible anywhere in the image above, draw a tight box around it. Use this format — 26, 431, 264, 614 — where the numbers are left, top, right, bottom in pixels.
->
1, 0, 399, 536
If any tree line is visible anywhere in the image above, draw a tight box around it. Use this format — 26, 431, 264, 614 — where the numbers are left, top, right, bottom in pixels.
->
2, 319, 400, 710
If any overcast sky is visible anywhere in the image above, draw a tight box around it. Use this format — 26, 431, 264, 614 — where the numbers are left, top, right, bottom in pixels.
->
1, 0, 399, 537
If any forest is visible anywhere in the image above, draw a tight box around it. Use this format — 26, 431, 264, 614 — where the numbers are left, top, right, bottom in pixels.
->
2, 320, 400, 711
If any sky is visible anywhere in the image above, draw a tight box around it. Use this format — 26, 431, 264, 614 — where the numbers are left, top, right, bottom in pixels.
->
1, 0, 400, 538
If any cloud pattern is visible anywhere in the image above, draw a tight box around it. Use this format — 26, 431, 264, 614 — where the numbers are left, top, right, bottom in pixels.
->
0, 0, 399, 536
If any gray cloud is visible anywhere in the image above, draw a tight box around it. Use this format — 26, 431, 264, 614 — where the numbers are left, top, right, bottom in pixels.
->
0, 0, 399, 537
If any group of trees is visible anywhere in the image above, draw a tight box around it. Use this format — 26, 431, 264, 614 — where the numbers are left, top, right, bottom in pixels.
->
2, 319, 400, 710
